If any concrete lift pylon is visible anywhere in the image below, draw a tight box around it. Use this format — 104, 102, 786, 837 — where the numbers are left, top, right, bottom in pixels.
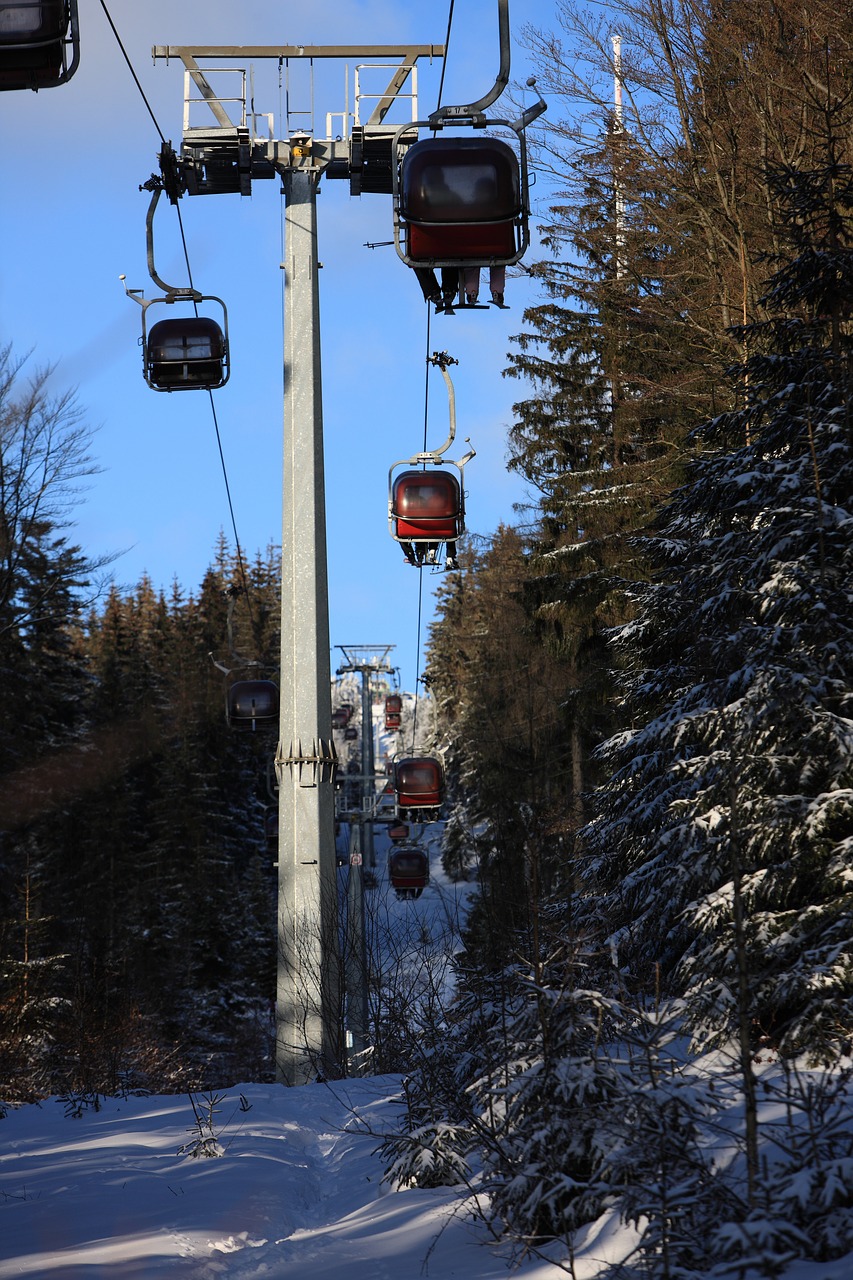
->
151, 41, 444, 1085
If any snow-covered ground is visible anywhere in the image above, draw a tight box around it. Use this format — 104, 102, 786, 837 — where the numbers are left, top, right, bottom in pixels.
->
3, 1070, 849, 1279
0, 1075, 565, 1279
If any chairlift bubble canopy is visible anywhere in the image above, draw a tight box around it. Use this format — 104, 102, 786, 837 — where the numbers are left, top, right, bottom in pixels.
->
385, 693, 403, 730
227, 679, 279, 731
145, 311, 229, 392
389, 843, 430, 894
0, 0, 79, 91
395, 129, 528, 270
401, 136, 521, 264
391, 469, 463, 542
394, 756, 444, 813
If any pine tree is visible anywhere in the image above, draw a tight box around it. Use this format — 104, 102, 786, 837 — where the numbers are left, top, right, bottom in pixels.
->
426, 527, 578, 969
581, 150, 853, 1058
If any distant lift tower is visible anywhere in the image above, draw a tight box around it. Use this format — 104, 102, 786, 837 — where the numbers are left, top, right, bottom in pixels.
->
335, 645, 396, 1070
153, 41, 442, 1085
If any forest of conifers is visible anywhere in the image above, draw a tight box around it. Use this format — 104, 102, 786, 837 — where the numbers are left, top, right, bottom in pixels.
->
2, 1, 852, 1272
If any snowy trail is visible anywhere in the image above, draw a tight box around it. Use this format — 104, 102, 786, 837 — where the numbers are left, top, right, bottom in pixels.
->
0, 1077, 564, 1279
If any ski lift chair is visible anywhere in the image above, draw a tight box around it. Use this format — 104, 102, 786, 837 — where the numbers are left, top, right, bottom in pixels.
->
389, 842, 430, 898
385, 693, 403, 731
394, 756, 445, 819
227, 678, 279, 732
0, 0, 79, 91
145, 309, 229, 391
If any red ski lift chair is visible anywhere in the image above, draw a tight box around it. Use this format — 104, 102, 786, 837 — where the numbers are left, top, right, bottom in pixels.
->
389, 843, 430, 897
394, 756, 445, 817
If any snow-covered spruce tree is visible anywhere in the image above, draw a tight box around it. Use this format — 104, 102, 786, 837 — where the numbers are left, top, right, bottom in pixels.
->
377, 941, 626, 1237
374, 931, 524, 1192
478, 973, 625, 1246
377, 1072, 474, 1192
580, 158, 853, 1062
737, 1054, 853, 1266
600, 1006, 744, 1280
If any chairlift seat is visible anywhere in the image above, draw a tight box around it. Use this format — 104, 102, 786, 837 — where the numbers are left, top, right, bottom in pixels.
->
227, 679, 279, 731
146, 316, 227, 390
0, 1, 70, 90
401, 136, 521, 264
389, 845, 430, 891
392, 470, 462, 541
408, 221, 517, 262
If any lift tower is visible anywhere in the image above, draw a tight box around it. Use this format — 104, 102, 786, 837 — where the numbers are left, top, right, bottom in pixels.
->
336, 645, 396, 1070
153, 42, 443, 1084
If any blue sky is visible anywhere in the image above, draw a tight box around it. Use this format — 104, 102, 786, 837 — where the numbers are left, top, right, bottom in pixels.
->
0, 0, 561, 692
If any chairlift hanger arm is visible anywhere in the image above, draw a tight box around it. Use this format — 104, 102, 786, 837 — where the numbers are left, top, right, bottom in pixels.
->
386, 352, 463, 471
424, 1, 547, 130
127, 181, 201, 303
210, 652, 231, 676
428, 0, 509, 126
388, 438, 476, 470
511, 79, 547, 131
423, 351, 458, 458
387, 435, 475, 510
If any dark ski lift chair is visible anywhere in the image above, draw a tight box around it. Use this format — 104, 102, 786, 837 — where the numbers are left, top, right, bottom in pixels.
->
344, 726, 358, 741
389, 352, 474, 570
388, 821, 409, 842
394, 756, 445, 820
145, 312, 228, 391
0, 0, 80, 92
390, 0, 545, 312
123, 148, 230, 391
385, 693, 403, 731
227, 678, 279, 732
331, 708, 349, 730
389, 843, 430, 898
211, 606, 279, 732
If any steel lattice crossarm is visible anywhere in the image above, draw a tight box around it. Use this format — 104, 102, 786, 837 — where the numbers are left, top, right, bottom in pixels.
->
151, 44, 445, 196
335, 644, 396, 675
